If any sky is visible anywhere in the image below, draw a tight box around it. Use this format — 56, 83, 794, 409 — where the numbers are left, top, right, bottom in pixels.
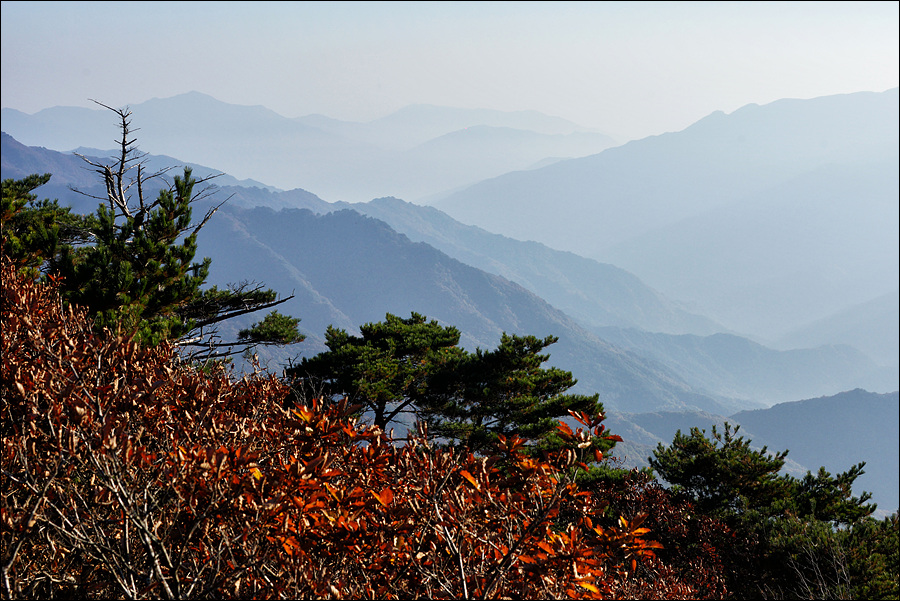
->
1, 1, 898, 141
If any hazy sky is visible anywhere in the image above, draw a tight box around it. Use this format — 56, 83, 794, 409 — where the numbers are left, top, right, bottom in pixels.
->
2, 1, 897, 141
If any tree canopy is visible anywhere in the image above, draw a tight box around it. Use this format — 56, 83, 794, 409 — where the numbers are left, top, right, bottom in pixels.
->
0, 103, 303, 361
649, 423, 874, 523
288, 312, 615, 458
649, 422, 889, 598
288, 312, 465, 429
1, 173, 94, 276
420, 332, 611, 455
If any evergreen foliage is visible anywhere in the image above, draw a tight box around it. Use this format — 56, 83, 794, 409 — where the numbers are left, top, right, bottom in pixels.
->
289, 313, 613, 457
1, 174, 94, 276
650, 423, 791, 516
0, 104, 303, 360
288, 312, 467, 430
421, 332, 609, 455
51, 168, 210, 346
650, 422, 886, 598
650, 423, 875, 522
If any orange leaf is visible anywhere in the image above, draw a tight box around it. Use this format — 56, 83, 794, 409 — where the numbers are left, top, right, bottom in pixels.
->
325, 483, 342, 502
556, 422, 574, 439
569, 409, 593, 427
633, 528, 651, 536
371, 488, 393, 507
292, 406, 314, 422
282, 536, 300, 556
459, 470, 480, 490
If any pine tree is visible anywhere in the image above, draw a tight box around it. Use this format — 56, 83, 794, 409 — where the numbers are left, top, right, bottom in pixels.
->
649, 423, 874, 521
288, 312, 465, 430
650, 422, 880, 598
290, 313, 613, 457
421, 333, 608, 455
1, 103, 303, 360
1, 174, 94, 276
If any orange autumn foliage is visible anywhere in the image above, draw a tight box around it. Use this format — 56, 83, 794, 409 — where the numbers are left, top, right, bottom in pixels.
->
2, 255, 688, 599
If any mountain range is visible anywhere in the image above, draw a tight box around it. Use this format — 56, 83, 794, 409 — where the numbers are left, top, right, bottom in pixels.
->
430, 89, 899, 358
3, 89, 896, 511
4, 133, 893, 408
6, 90, 894, 368
0, 92, 616, 203
606, 389, 899, 517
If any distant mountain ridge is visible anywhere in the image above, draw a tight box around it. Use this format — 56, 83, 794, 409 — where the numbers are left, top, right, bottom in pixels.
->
775, 290, 900, 368
295, 103, 600, 149
3, 133, 892, 408
431, 89, 899, 354
605, 159, 899, 341
196, 204, 738, 415
731, 389, 900, 514
341, 196, 722, 336
593, 327, 895, 405
0, 132, 719, 336
1, 91, 616, 202
433, 88, 897, 255
1, 132, 749, 415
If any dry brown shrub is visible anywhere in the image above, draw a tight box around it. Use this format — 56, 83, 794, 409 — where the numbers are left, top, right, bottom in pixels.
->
2, 255, 676, 599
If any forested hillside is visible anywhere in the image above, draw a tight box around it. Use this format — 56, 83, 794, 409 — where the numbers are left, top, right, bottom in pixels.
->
3, 107, 897, 597
3, 234, 897, 600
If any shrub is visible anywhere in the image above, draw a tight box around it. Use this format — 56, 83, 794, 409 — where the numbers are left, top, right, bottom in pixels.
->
1, 255, 665, 599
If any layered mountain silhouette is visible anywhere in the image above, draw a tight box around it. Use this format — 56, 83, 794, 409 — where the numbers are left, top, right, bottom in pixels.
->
196, 204, 737, 415
776, 290, 899, 368
7, 89, 893, 365
430, 89, 899, 358
0, 92, 615, 203
295, 103, 604, 149
2, 132, 893, 408
731, 389, 899, 515
339, 196, 722, 336
593, 327, 895, 405
1, 133, 740, 414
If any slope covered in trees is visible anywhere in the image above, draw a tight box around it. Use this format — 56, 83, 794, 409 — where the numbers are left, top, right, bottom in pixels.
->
1, 254, 688, 599
3, 108, 897, 599
4, 252, 897, 599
